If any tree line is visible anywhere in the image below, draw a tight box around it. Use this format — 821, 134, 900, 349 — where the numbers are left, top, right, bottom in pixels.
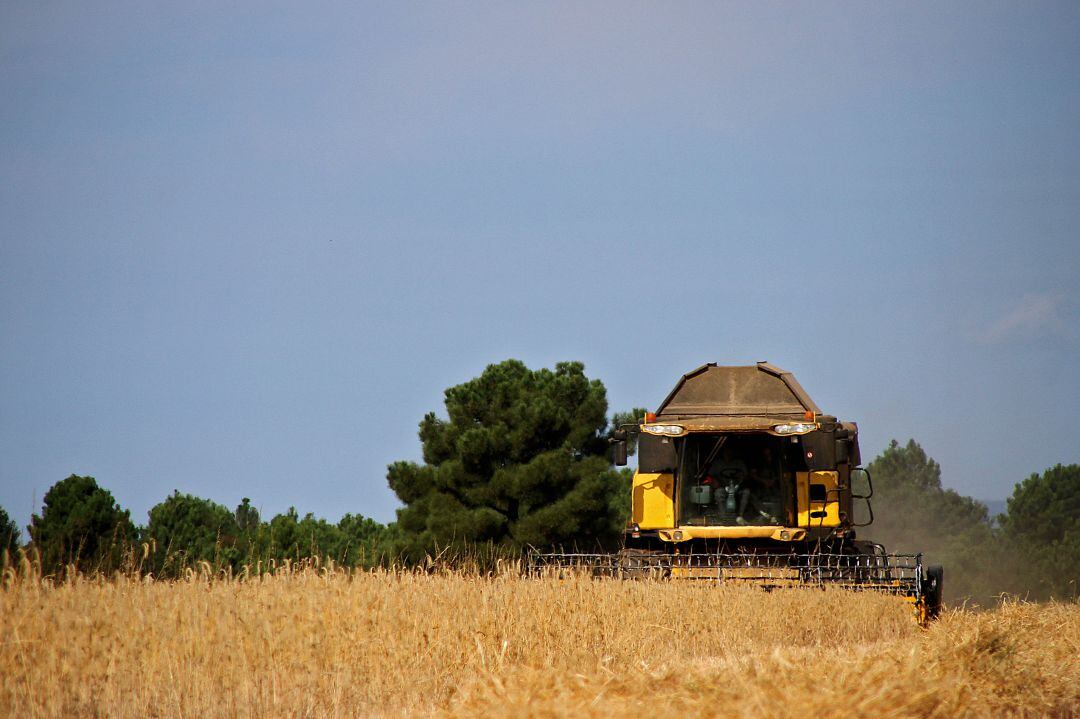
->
0, 478, 392, 577
866, 440, 1077, 603
2, 359, 1077, 601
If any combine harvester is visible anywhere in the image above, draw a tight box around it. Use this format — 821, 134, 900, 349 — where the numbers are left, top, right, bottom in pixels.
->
533, 362, 944, 624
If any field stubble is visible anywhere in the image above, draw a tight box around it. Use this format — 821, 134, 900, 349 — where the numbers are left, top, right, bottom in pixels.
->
1, 561, 1077, 718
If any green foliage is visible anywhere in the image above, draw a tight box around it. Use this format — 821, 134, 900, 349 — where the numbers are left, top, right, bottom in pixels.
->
29, 475, 135, 574
610, 467, 635, 527
338, 513, 392, 566
144, 491, 242, 574
861, 440, 1080, 603
1, 505, 20, 560
266, 508, 341, 561
388, 360, 627, 559
234, 497, 260, 532
232, 506, 391, 570
868, 439, 991, 530
15, 477, 390, 575
866, 440, 1017, 603
1000, 464, 1080, 599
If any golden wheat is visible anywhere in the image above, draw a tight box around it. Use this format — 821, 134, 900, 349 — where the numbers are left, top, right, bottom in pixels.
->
1, 564, 1077, 718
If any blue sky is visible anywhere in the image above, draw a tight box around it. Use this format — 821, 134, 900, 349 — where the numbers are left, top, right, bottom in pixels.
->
2, 2, 1078, 533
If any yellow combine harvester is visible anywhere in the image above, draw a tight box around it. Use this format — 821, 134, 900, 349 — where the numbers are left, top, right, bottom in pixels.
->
533, 362, 944, 623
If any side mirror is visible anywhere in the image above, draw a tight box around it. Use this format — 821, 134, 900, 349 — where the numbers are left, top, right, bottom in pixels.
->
851, 467, 873, 499
612, 439, 628, 466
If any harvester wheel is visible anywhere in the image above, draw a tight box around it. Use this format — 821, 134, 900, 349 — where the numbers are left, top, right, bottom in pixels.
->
923, 565, 944, 620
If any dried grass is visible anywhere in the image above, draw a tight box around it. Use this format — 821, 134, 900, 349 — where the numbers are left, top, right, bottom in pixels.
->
2, 562, 1077, 718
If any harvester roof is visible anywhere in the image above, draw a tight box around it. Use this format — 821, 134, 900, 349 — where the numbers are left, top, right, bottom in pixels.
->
655, 362, 822, 429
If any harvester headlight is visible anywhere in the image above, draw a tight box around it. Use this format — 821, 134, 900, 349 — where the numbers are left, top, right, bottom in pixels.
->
641, 424, 686, 436
772, 423, 816, 435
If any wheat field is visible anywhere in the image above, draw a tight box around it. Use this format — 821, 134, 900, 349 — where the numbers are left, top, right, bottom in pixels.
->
2, 562, 1077, 718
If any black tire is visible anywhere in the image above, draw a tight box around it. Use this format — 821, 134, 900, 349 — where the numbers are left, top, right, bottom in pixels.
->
923, 565, 944, 620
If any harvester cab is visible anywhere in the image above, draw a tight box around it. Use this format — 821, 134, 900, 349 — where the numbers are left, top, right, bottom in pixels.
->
534, 362, 944, 624
617, 362, 864, 550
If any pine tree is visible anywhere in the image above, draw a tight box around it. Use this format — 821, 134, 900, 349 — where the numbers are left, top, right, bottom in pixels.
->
388, 360, 626, 559
29, 475, 135, 574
